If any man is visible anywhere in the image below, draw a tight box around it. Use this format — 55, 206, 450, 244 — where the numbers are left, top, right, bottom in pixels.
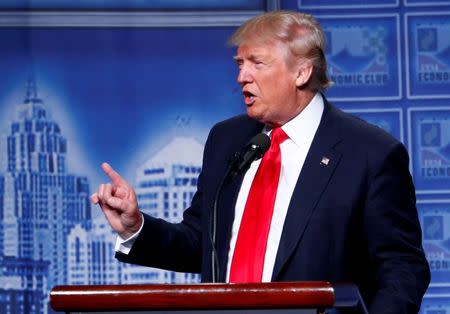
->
92, 11, 430, 313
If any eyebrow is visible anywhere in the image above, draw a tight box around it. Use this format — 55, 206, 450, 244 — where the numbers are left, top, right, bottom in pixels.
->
233, 54, 263, 63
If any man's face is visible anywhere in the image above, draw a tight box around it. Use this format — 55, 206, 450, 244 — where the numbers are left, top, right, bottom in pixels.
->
235, 40, 301, 127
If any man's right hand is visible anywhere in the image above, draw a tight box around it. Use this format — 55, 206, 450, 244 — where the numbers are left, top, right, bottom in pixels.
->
91, 162, 143, 240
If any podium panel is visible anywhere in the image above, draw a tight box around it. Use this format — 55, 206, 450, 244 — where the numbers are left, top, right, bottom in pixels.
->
50, 282, 366, 314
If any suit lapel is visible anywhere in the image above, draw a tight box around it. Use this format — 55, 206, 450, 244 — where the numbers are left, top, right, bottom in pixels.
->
272, 101, 343, 280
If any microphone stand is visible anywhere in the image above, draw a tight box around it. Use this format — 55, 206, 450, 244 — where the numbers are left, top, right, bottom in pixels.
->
209, 153, 240, 283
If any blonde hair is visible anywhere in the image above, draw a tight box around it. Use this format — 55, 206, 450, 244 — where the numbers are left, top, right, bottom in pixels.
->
229, 11, 332, 91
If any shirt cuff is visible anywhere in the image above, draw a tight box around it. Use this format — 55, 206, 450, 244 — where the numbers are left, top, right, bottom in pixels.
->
114, 214, 144, 255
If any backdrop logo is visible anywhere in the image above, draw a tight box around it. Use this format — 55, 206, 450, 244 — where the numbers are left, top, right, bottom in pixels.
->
421, 122, 441, 147
320, 15, 400, 101
406, 13, 450, 98
419, 119, 450, 179
418, 202, 450, 283
416, 26, 450, 84
409, 108, 450, 193
327, 26, 388, 86
424, 216, 444, 240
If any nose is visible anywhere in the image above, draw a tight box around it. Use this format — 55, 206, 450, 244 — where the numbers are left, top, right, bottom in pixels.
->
237, 64, 253, 86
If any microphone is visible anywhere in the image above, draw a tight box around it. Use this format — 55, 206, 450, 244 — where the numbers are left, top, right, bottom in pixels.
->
235, 133, 271, 173
209, 133, 271, 283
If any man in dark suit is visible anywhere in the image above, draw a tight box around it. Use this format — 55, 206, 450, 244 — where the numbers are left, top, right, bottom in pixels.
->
92, 11, 430, 313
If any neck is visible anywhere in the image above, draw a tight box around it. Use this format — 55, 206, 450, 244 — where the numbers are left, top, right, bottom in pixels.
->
273, 90, 316, 128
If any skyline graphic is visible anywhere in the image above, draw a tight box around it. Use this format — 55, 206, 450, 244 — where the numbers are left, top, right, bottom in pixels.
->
0, 78, 205, 313
0, 77, 93, 313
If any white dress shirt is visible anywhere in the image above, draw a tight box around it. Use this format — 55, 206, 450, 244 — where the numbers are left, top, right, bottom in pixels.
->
116, 93, 324, 282
226, 93, 324, 282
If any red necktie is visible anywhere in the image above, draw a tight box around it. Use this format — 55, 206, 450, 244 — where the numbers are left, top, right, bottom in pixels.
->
229, 128, 288, 283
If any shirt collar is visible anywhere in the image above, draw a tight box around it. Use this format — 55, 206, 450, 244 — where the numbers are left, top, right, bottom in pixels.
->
265, 92, 324, 149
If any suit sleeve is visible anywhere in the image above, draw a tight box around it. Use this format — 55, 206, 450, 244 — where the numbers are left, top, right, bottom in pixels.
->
364, 142, 430, 313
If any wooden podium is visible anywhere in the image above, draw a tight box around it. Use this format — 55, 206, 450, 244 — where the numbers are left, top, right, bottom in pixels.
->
50, 281, 367, 314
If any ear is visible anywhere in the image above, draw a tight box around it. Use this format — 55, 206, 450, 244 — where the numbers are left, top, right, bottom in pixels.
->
295, 62, 313, 88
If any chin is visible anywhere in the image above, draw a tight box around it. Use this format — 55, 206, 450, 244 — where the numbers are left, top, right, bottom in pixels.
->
246, 106, 277, 126
246, 108, 264, 122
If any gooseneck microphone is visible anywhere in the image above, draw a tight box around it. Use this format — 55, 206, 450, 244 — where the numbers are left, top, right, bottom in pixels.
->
209, 133, 271, 282
234, 133, 271, 175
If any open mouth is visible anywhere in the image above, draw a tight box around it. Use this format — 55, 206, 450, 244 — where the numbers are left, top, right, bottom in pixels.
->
243, 91, 256, 105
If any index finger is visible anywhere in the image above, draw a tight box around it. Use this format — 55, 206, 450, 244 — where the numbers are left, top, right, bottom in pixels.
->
101, 162, 128, 186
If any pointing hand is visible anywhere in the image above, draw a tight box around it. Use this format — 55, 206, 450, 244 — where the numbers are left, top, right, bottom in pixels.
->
91, 163, 143, 239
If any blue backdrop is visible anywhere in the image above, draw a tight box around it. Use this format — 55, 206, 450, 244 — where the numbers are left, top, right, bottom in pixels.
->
0, 1, 449, 313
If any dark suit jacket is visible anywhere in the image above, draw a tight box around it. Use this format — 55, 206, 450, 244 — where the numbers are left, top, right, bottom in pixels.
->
117, 99, 430, 313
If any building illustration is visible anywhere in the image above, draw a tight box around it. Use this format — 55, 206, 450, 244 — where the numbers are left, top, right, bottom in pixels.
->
122, 136, 203, 284
67, 217, 121, 285
0, 79, 92, 313
0, 79, 206, 312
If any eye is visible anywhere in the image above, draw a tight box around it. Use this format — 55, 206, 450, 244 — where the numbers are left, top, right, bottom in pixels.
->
254, 60, 264, 68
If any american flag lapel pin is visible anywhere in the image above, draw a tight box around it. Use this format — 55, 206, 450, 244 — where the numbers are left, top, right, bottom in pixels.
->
320, 156, 330, 166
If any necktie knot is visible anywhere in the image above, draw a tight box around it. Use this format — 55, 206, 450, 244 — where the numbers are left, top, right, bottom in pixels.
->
270, 127, 288, 148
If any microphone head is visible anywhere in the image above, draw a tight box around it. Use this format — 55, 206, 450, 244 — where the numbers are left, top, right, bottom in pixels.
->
232, 133, 271, 175
248, 133, 271, 158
